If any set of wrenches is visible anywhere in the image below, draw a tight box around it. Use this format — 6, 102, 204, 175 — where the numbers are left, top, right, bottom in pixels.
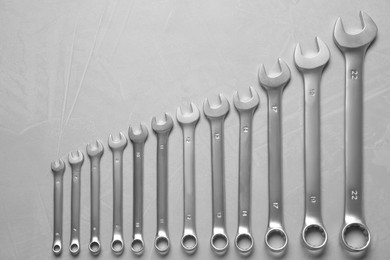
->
50, 11, 377, 256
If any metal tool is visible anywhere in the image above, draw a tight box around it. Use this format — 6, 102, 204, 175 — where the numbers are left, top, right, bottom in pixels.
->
51, 159, 66, 256
177, 103, 200, 254
233, 87, 259, 255
294, 37, 330, 251
86, 140, 104, 255
204, 94, 230, 255
68, 150, 84, 256
258, 58, 291, 253
129, 123, 148, 255
151, 113, 174, 255
108, 132, 128, 255
333, 11, 377, 253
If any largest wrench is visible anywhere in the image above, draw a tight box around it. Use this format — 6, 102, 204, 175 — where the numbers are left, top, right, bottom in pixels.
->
333, 11, 377, 253
204, 94, 230, 255
258, 59, 291, 253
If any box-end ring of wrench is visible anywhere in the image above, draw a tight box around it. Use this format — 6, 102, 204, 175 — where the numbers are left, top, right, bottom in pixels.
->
152, 114, 174, 255
86, 140, 104, 255
258, 58, 291, 253
51, 159, 66, 256
68, 150, 84, 256
108, 132, 128, 255
233, 86, 259, 256
129, 124, 149, 255
204, 94, 230, 255
334, 11, 377, 253
177, 103, 200, 254
294, 37, 330, 252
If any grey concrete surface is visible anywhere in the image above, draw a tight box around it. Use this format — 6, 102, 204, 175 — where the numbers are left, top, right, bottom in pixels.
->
0, 0, 389, 259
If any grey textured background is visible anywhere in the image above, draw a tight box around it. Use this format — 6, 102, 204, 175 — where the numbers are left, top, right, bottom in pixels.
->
0, 0, 389, 259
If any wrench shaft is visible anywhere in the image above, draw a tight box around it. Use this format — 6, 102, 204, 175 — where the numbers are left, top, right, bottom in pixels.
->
156, 133, 169, 234
133, 143, 144, 236
70, 168, 81, 242
90, 158, 100, 240
182, 126, 197, 233
238, 112, 254, 233
210, 119, 227, 231
53, 174, 63, 248
345, 50, 365, 220
112, 152, 124, 238
267, 90, 284, 227
303, 72, 322, 220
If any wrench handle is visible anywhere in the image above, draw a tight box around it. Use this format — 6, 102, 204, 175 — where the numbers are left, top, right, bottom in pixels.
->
156, 133, 169, 234
303, 71, 323, 221
182, 126, 197, 234
112, 151, 124, 243
210, 119, 227, 232
237, 111, 254, 233
133, 143, 145, 237
53, 173, 64, 254
70, 167, 81, 245
267, 89, 284, 227
344, 50, 365, 220
90, 157, 101, 243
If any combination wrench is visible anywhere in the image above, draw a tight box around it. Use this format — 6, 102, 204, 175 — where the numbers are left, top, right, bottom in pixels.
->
177, 103, 200, 254
233, 87, 259, 255
68, 150, 84, 256
151, 113, 174, 255
108, 132, 128, 255
333, 11, 377, 253
86, 140, 104, 255
258, 58, 291, 253
129, 123, 148, 255
204, 94, 230, 255
294, 37, 330, 251
51, 159, 66, 256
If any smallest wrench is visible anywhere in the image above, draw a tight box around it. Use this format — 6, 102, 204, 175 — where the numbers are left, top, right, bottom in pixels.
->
152, 113, 174, 255
86, 140, 104, 255
129, 123, 149, 255
68, 150, 84, 256
177, 103, 200, 254
51, 159, 66, 256
233, 87, 259, 255
108, 132, 128, 255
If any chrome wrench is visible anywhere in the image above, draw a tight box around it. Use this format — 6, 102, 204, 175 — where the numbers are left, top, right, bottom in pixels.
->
108, 132, 128, 255
151, 113, 174, 255
294, 37, 330, 251
177, 103, 200, 254
258, 59, 291, 253
86, 140, 104, 255
233, 87, 259, 255
333, 11, 377, 253
204, 94, 230, 255
129, 123, 148, 255
51, 159, 66, 256
68, 150, 84, 256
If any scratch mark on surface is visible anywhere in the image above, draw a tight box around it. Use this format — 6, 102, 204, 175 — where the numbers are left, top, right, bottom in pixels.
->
97, 59, 126, 99
112, 0, 136, 58
0, 125, 18, 135
57, 23, 77, 156
163, 9, 174, 32
65, 8, 105, 125
19, 120, 51, 135
365, 88, 390, 102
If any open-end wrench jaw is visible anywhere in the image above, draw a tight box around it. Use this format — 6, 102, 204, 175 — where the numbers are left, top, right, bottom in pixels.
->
334, 11, 377, 50
294, 37, 330, 71
51, 159, 66, 173
258, 59, 291, 90
204, 94, 230, 119
233, 86, 260, 112
86, 140, 104, 157
128, 123, 149, 143
108, 132, 128, 150
68, 150, 84, 165
151, 113, 174, 134
177, 102, 200, 125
